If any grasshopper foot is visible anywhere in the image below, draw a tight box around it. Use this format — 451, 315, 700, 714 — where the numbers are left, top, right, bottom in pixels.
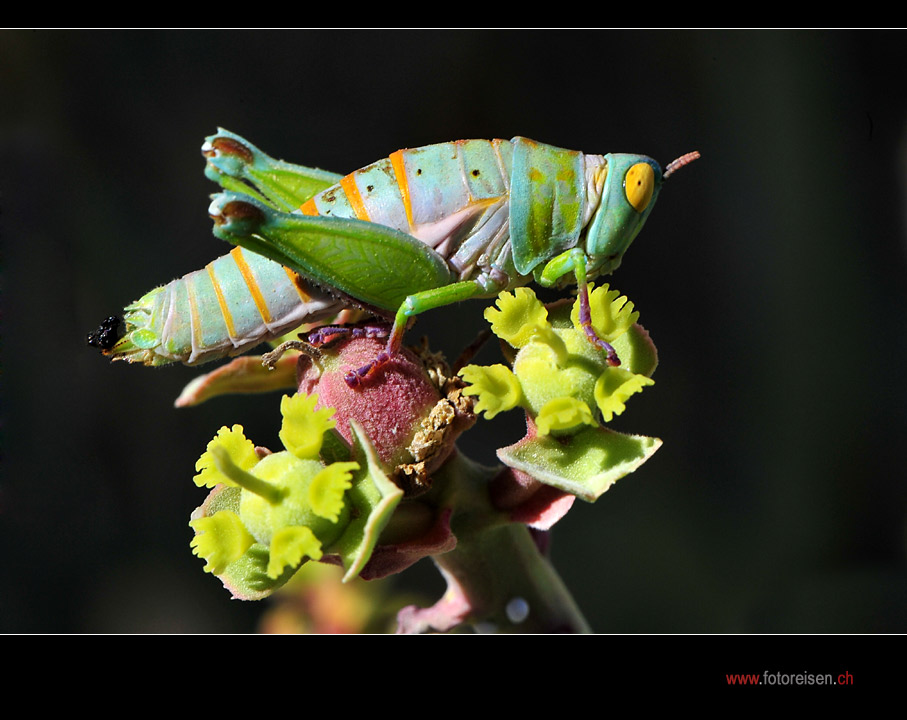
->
344, 351, 392, 388
305, 322, 396, 388
209, 195, 266, 236
582, 323, 621, 367
202, 132, 255, 180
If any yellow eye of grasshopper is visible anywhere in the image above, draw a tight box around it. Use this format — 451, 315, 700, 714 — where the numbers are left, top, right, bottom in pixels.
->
624, 163, 654, 213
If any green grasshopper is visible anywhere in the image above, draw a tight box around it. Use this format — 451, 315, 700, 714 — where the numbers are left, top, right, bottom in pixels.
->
89, 130, 698, 386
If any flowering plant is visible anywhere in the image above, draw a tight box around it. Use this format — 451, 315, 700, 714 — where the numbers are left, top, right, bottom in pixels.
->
183, 282, 661, 632
91, 130, 673, 633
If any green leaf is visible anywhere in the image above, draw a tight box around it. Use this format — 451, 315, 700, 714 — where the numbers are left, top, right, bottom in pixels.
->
221, 543, 300, 600
497, 425, 662, 502
331, 420, 404, 582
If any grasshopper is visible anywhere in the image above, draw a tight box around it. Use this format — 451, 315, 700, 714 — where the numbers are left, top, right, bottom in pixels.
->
89, 130, 698, 386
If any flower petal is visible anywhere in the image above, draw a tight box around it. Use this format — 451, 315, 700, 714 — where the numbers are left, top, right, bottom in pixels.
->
279, 393, 336, 459
535, 397, 597, 435
267, 526, 323, 579
189, 509, 255, 575
194, 425, 258, 488
484, 287, 551, 348
458, 364, 523, 419
594, 368, 655, 423
308, 461, 358, 522
571, 283, 639, 342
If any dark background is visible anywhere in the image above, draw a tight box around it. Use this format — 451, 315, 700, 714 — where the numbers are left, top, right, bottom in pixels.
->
2, 30, 906, 634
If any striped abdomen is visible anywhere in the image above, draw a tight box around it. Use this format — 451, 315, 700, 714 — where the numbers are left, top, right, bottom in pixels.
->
114, 247, 345, 365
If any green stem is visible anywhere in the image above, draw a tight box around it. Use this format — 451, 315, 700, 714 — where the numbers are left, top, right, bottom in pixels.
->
429, 452, 591, 634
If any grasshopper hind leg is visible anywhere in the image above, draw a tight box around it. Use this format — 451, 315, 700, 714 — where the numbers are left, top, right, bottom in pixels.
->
307, 323, 391, 349
343, 281, 483, 388
342, 319, 409, 388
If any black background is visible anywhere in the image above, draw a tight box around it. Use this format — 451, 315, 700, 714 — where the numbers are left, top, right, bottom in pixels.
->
2, 30, 906, 635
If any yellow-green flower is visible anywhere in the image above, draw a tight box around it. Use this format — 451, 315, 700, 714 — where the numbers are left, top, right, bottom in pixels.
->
460, 283, 662, 503
457, 364, 523, 419
460, 283, 657, 436
190, 393, 359, 581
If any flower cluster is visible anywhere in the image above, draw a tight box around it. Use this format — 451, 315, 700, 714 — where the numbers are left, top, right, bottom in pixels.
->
184, 282, 662, 630
189, 392, 403, 600
459, 283, 661, 501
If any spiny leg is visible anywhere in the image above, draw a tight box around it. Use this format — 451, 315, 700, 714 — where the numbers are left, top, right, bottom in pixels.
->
344, 281, 482, 387
576, 279, 620, 367
539, 248, 621, 367
307, 323, 391, 348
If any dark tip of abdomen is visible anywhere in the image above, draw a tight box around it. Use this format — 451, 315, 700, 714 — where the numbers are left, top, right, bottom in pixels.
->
87, 316, 123, 351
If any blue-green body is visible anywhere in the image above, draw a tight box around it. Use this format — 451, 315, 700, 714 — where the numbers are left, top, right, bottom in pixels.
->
91, 130, 695, 371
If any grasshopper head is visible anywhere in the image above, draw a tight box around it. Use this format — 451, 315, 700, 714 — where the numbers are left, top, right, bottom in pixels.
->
584, 153, 663, 277
585, 150, 700, 278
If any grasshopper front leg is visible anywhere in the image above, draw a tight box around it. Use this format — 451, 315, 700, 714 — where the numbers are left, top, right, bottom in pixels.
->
538, 248, 621, 367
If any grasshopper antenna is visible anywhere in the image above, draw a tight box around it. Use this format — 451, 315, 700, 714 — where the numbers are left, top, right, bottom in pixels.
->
664, 151, 701, 179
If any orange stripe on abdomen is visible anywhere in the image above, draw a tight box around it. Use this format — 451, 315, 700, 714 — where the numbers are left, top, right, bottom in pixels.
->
389, 149, 414, 230
299, 197, 319, 216
340, 174, 371, 221
230, 246, 272, 324
284, 267, 312, 302
206, 262, 237, 339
